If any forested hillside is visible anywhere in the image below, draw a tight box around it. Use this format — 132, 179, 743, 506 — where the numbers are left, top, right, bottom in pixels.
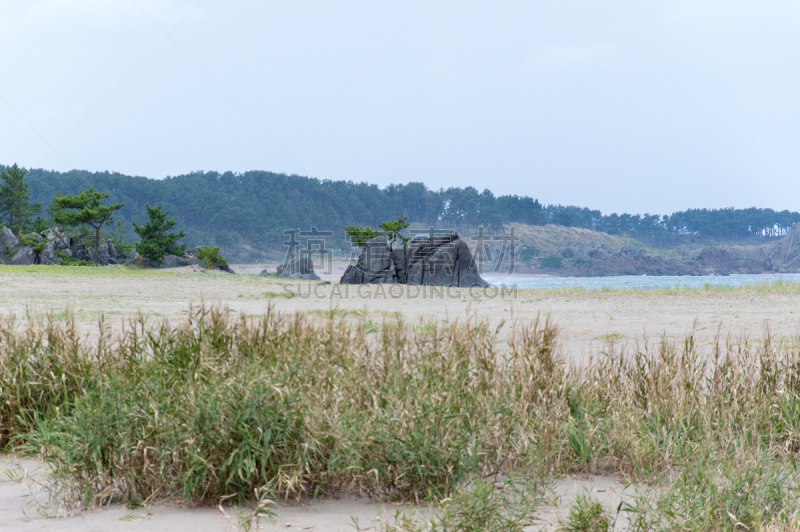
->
9, 166, 800, 256
21, 168, 548, 251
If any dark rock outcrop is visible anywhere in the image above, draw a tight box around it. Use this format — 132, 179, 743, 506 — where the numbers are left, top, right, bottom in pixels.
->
340, 236, 396, 284
273, 255, 320, 280
341, 233, 489, 287
0, 226, 115, 266
161, 254, 190, 268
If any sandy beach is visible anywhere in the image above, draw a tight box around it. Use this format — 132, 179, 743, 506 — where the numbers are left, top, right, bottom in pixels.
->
1, 264, 797, 360
1, 264, 798, 531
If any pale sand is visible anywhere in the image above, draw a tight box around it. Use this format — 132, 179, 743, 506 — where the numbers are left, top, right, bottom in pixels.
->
1, 264, 797, 360
0, 264, 797, 530
0, 456, 631, 531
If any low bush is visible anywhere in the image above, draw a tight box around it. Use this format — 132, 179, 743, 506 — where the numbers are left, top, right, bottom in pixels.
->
560, 492, 610, 532
195, 245, 228, 269
55, 249, 93, 266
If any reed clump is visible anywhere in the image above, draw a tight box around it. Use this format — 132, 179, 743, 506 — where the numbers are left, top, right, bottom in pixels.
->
2, 306, 800, 531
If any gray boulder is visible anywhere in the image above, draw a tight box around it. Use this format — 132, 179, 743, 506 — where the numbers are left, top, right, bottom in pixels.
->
161, 254, 188, 268
39, 241, 60, 265
42, 227, 71, 251
39, 227, 72, 265
0, 227, 20, 264
97, 240, 118, 265
10, 246, 36, 266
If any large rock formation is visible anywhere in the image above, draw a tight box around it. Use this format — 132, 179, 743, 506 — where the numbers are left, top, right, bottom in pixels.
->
0, 226, 122, 266
340, 233, 489, 287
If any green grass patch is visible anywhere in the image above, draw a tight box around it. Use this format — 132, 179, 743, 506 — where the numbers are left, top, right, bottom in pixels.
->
262, 291, 298, 299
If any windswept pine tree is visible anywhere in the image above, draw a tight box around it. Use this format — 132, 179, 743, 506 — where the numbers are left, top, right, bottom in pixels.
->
51, 187, 123, 265
0, 163, 41, 234
133, 203, 186, 262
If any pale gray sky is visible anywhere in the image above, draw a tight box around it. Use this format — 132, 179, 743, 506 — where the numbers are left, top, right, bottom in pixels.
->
1, 1, 799, 214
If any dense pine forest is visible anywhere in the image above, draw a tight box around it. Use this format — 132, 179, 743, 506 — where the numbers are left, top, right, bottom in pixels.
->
9, 166, 800, 253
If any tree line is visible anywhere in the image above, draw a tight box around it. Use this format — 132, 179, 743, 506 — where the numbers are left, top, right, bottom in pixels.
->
3, 165, 798, 253
546, 205, 800, 241
0, 164, 199, 266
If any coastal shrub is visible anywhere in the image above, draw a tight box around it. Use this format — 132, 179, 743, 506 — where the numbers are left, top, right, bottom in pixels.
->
195, 245, 228, 268
559, 493, 610, 532
386, 477, 543, 532
3, 305, 800, 529
12, 308, 560, 508
0, 312, 102, 448
55, 249, 93, 266
19, 234, 46, 253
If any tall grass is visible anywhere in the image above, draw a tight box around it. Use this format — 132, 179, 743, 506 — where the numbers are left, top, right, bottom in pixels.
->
2, 306, 800, 530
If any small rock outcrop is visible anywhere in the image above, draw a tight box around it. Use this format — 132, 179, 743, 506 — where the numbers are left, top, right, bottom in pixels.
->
270, 255, 320, 280
341, 233, 489, 287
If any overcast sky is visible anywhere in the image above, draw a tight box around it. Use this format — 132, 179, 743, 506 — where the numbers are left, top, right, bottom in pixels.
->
1, 1, 799, 214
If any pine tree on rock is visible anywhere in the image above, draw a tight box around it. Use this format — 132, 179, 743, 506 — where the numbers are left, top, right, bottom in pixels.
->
51, 187, 123, 265
133, 203, 186, 262
0, 163, 42, 234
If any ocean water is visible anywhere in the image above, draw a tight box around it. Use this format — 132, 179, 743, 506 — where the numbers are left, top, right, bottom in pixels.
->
483, 273, 800, 290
